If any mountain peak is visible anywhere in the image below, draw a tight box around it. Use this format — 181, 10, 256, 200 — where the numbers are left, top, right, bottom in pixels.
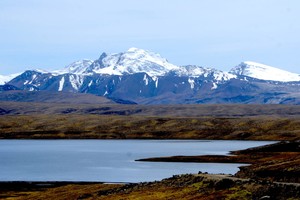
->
230, 61, 300, 82
98, 52, 108, 60
127, 47, 143, 52
88, 48, 179, 76
53, 59, 93, 75
48, 48, 237, 79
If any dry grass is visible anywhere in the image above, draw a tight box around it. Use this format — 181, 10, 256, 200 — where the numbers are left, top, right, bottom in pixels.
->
1, 102, 299, 140
0, 114, 299, 140
1, 101, 300, 117
0, 183, 121, 200
1, 174, 299, 200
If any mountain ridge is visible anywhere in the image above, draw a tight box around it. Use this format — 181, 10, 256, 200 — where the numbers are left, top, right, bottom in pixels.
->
2, 48, 299, 82
1, 48, 300, 105
230, 61, 300, 82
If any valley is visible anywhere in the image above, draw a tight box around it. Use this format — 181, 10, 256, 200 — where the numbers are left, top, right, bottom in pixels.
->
0, 102, 299, 199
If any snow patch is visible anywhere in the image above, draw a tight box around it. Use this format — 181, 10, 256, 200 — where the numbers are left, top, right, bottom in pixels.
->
143, 74, 149, 85
213, 71, 236, 81
88, 80, 93, 87
58, 77, 65, 91
152, 76, 158, 88
69, 75, 84, 91
29, 74, 37, 84
188, 78, 195, 89
211, 82, 218, 90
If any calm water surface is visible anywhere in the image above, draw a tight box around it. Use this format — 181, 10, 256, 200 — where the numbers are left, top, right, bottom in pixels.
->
0, 140, 275, 182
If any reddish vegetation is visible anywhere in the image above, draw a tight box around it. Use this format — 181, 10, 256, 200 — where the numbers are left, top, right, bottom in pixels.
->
138, 141, 300, 183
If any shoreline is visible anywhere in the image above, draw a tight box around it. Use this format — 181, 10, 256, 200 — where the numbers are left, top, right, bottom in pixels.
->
137, 140, 300, 183
0, 141, 299, 199
1, 173, 299, 200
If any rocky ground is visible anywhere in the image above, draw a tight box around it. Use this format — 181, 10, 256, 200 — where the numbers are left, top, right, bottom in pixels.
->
1, 174, 299, 200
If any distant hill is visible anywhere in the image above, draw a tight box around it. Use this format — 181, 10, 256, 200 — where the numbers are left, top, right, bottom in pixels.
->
0, 101, 299, 117
0, 84, 20, 91
0, 90, 116, 104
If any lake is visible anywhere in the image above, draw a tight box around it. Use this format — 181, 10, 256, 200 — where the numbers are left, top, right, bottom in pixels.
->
0, 140, 275, 183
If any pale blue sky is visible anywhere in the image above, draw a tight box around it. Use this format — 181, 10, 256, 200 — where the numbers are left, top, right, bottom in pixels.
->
1, 0, 300, 75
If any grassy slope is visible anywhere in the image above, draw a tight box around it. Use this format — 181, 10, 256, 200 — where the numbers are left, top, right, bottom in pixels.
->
0, 114, 299, 140
1, 174, 299, 200
1, 101, 300, 116
1, 102, 299, 140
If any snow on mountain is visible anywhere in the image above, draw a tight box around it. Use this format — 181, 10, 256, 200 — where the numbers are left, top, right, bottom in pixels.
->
170, 65, 209, 77
33, 69, 50, 74
172, 65, 236, 80
4, 49, 300, 105
18, 48, 234, 81
87, 47, 180, 76
0, 75, 10, 85
3, 48, 238, 93
53, 59, 93, 75
230, 61, 300, 82
77, 48, 237, 81
0, 73, 21, 85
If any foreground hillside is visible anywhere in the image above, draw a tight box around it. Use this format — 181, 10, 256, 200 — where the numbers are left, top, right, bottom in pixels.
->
1, 174, 299, 200
0, 102, 299, 140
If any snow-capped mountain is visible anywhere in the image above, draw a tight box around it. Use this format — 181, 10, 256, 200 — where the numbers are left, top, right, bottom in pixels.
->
84, 47, 180, 76
2, 48, 300, 105
167, 64, 235, 80
0, 73, 21, 85
0, 75, 10, 85
230, 61, 300, 82
50, 48, 236, 82
53, 59, 93, 75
